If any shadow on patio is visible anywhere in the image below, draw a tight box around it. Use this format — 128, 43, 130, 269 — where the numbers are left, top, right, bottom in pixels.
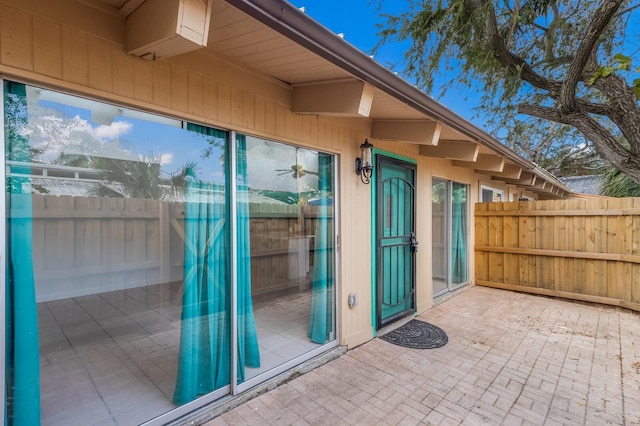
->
204, 286, 640, 425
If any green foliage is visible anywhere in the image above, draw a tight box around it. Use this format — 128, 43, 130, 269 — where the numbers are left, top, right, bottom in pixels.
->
601, 166, 640, 197
501, 118, 605, 175
589, 53, 632, 83
374, 0, 640, 183
375, 0, 622, 104
591, 53, 640, 99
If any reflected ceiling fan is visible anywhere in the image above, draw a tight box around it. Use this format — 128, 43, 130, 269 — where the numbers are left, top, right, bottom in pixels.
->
276, 164, 318, 179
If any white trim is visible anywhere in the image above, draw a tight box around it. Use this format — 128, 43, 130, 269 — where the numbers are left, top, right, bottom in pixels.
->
332, 154, 340, 345
229, 131, 239, 395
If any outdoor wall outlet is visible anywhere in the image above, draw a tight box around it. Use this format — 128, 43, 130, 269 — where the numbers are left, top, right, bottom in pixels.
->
348, 293, 357, 308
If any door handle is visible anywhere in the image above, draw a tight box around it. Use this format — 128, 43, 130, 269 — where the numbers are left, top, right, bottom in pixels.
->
410, 232, 419, 253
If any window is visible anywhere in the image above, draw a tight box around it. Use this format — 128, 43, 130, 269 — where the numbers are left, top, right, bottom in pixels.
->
432, 178, 469, 297
3, 81, 337, 425
481, 184, 504, 202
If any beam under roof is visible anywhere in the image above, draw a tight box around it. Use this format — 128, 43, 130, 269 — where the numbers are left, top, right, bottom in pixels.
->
292, 80, 375, 117
225, 0, 573, 197
372, 120, 441, 145
493, 171, 536, 186
126, 0, 213, 60
419, 140, 478, 161
478, 164, 522, 179
532, 178, 547, 190
452, 154, 505, 172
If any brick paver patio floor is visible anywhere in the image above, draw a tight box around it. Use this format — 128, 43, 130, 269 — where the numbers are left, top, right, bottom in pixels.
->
204, 286, 640, 425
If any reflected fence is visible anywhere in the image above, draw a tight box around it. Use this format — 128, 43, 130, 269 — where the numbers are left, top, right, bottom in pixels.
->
28, 194, 325, 303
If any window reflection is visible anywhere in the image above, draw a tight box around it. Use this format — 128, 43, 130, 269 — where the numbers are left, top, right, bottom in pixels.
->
5, 82, 229, 425
239, 135, 336, 381
4, 82, 337, 425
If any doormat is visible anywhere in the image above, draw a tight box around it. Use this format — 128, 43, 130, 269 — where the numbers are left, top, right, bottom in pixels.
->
380, 319, 448, 349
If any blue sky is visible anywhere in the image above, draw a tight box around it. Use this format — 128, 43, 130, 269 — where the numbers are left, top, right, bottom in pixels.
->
289, 0, 483, 124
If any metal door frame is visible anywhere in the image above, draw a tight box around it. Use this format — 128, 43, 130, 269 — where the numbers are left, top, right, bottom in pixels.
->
432, 178, 470, 298
375, 154, 417, 329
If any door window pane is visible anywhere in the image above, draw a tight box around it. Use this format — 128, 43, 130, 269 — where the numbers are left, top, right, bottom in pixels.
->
4, 82, 229, 425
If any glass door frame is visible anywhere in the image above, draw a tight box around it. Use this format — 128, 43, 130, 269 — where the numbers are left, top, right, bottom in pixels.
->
432, 177, 470, 298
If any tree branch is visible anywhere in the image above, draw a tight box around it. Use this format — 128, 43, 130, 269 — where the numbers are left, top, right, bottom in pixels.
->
614, 2, 640, 18
560, 0, 624, 111
518, 103, 640, 183
480, 1, 563, 95
574, 99, 612, 116
530, 56, 574, 70
531, 22, 549, 32
589, 73, 640, 154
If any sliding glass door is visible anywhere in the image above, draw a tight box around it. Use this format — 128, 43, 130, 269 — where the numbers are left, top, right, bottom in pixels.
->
236, 135, 336, 385
432, 178, 469, 298
3, 81, 337, 425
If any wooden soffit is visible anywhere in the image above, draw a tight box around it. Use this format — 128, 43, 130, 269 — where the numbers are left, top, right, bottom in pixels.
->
452, 154, 505, 172
292, 80, 375, 117
419, 140, 479, 161
372, 120, 441, 145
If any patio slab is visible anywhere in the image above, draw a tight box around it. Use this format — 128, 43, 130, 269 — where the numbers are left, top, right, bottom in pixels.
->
203, 286, 640, 425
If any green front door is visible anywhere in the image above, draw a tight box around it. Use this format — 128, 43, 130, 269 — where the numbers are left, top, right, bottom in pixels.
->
376, 155, 417, 329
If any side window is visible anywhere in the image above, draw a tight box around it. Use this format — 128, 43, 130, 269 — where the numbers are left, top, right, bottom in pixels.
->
481, 185, 504, 202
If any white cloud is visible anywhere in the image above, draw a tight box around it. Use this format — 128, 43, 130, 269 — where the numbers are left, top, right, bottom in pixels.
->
92, 120, 133, 141
159, 152, 174, 165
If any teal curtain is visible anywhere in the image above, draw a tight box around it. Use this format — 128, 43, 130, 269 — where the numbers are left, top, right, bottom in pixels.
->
174, 125, 231, 404
308, 153, 334, 344
235, 134, 260, 379
4, 81, 41, 424
168, 128, 262, 402
173, 178, 230, 404
451, 183, 468, 284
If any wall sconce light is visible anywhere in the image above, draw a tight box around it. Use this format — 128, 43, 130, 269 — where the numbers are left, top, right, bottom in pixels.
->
355, 139, 374, 184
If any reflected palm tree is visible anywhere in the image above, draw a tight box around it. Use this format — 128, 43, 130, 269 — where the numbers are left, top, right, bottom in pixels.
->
89, 156, 199, 200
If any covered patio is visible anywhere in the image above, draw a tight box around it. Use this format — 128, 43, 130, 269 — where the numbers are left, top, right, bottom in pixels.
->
203, 286, 640, 425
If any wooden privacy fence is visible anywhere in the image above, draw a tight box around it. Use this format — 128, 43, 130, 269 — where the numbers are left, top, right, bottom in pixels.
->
475, 197, 640, 312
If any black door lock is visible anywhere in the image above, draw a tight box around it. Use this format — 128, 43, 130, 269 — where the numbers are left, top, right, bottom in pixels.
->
410, 232, 419, 253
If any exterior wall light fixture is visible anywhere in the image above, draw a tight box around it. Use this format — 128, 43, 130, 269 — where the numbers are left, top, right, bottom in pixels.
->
355, 139, 374, 184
